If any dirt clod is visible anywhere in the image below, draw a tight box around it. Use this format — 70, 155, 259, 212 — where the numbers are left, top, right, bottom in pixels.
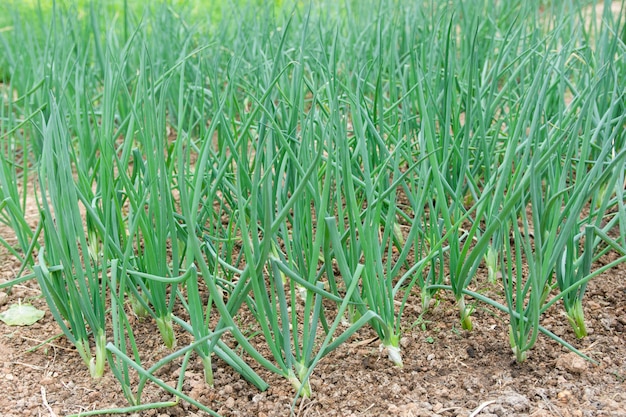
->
556, 352, 589, 374
498, 391, 530, 411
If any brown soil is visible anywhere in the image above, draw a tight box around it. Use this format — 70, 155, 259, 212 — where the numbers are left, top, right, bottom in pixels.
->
1, 209, 626, 417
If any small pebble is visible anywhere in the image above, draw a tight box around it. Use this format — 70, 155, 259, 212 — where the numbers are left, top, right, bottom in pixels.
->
0, 292, 8, 307
557, 390, 574, 404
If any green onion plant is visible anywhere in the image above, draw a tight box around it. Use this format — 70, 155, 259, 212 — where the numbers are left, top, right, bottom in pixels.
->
35, 98, 108, 378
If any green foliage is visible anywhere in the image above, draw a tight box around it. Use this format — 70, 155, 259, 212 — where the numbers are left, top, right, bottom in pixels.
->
1, 0, 625, 414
